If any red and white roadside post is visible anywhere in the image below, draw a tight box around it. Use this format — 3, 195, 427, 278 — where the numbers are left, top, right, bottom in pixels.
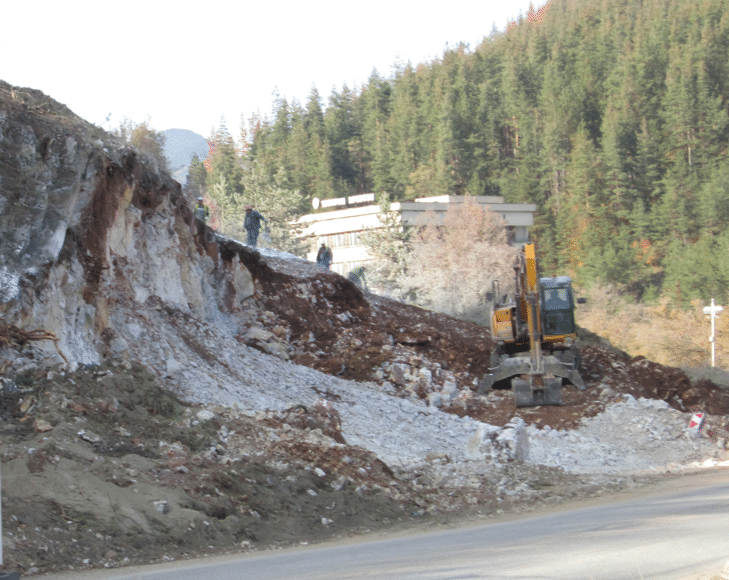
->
687, 412, 705, 438
704, 299, 723, 368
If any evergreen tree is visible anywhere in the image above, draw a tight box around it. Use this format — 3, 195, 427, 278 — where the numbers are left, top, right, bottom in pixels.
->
304, 86, 326, 140
662, 233, 729, 304
360, 69, 394, 195
325, 85, 363, 193
698, 161, 729, 235
555, 127, 608, 279
207, 119, 244, 196
241, 0, 729, 303
286, 114, 311, 197
359, 194, 411, 297
389, 63, 425, 195
207, 174, 243, 238
184, 154, 208, 201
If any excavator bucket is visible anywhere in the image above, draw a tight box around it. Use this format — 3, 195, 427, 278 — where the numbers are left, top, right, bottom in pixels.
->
513, 377, 562, 407
479, 357, 533, 392
479, 354, 585, 407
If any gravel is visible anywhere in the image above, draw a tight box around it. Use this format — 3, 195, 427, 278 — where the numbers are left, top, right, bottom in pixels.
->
528, 395, 722, 474
105, 244, 726, 479
125, 307, 724, 477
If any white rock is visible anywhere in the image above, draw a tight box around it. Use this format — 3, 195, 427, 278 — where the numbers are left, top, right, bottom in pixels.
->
428, 393, 442, 408
153, 500, 170, 514
464, 423, 500, 461
496, 418, 529, 462
196, 409, 215, 422
166, 358, 184, 375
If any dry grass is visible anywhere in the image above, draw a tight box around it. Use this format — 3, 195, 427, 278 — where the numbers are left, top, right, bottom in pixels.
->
576, 284, 729, 370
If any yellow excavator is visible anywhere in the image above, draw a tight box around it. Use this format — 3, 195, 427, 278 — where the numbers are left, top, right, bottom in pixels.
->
479, 243, 585, 407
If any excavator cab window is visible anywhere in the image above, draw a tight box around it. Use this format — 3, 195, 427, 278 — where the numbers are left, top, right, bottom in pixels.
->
543, 288, 570, 309
540, 277, 576, 337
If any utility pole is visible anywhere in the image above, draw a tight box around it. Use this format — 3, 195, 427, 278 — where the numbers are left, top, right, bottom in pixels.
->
703, 298, 724, 367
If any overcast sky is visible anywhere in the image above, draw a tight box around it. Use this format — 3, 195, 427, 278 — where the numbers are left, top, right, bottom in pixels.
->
3, 0, 542, 138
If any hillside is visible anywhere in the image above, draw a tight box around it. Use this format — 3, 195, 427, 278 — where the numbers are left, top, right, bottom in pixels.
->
241, 0, 729, 303
1, 82, 729, 577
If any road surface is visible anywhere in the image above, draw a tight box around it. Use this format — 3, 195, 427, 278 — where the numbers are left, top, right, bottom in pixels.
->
41, 469, 729, 580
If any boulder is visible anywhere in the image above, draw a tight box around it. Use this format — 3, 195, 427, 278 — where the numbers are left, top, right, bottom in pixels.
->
464, 418, 529, 463
496, 418, 530, 462
464, 423, 500, 460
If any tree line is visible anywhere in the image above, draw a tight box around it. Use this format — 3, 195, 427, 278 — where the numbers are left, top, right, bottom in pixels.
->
234, 0, 729, 306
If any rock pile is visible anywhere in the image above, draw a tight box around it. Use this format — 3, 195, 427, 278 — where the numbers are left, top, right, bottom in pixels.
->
528, 395, 725, 474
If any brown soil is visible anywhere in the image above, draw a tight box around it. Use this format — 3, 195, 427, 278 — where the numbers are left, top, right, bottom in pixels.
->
3, 246, 729, 577
238, 247, 729, 431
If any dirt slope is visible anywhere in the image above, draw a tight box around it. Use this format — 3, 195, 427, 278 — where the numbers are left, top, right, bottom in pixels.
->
239, 245, 729, 430
3, 248, 729, 576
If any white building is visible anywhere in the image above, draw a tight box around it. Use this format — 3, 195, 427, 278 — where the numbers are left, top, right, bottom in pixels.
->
295, 195, 537, 276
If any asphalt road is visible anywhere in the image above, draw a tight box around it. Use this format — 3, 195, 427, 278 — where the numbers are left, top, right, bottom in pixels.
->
41, 470, 729, 580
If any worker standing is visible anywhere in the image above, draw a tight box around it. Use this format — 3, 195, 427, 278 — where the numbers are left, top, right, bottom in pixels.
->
316, 242, 333, 270
244, 206, 266, 248
193, 196, 210, 244
194, 196, 210, 224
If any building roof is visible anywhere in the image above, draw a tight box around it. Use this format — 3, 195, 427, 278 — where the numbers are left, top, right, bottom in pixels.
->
296, 195, 537, 230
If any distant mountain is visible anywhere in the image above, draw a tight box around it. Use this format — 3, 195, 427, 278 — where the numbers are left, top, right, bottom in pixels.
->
162, 128, 208, 184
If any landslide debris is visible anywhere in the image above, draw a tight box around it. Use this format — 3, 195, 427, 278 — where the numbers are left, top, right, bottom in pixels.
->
1, 81, 729, 578
227, 245, 729, 430
0, 354, 634, 577
3, 249, 729, 576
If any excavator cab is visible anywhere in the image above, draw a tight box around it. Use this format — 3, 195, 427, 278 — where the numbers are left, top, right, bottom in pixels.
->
540, 276, 577, 338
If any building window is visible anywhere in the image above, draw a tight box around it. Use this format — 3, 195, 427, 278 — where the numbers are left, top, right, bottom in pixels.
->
326, 231, 362, 249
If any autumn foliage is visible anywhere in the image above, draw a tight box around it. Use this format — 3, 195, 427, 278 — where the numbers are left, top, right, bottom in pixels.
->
404, 199, 516, 324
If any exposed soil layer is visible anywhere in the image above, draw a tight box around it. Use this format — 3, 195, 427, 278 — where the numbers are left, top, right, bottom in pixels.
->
4, 244, 729, 578
2, 81, 728, 579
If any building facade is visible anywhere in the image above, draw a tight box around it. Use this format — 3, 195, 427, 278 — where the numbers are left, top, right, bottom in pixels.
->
295, 195, 537, 276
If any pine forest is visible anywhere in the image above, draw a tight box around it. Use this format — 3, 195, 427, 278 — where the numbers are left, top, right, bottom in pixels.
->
189, 0, 729, 309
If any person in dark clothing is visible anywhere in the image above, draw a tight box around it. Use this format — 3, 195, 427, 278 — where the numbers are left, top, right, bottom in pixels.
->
316, 242, 333, 270
244, 206, 266, 247
194, 196, 211, 245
